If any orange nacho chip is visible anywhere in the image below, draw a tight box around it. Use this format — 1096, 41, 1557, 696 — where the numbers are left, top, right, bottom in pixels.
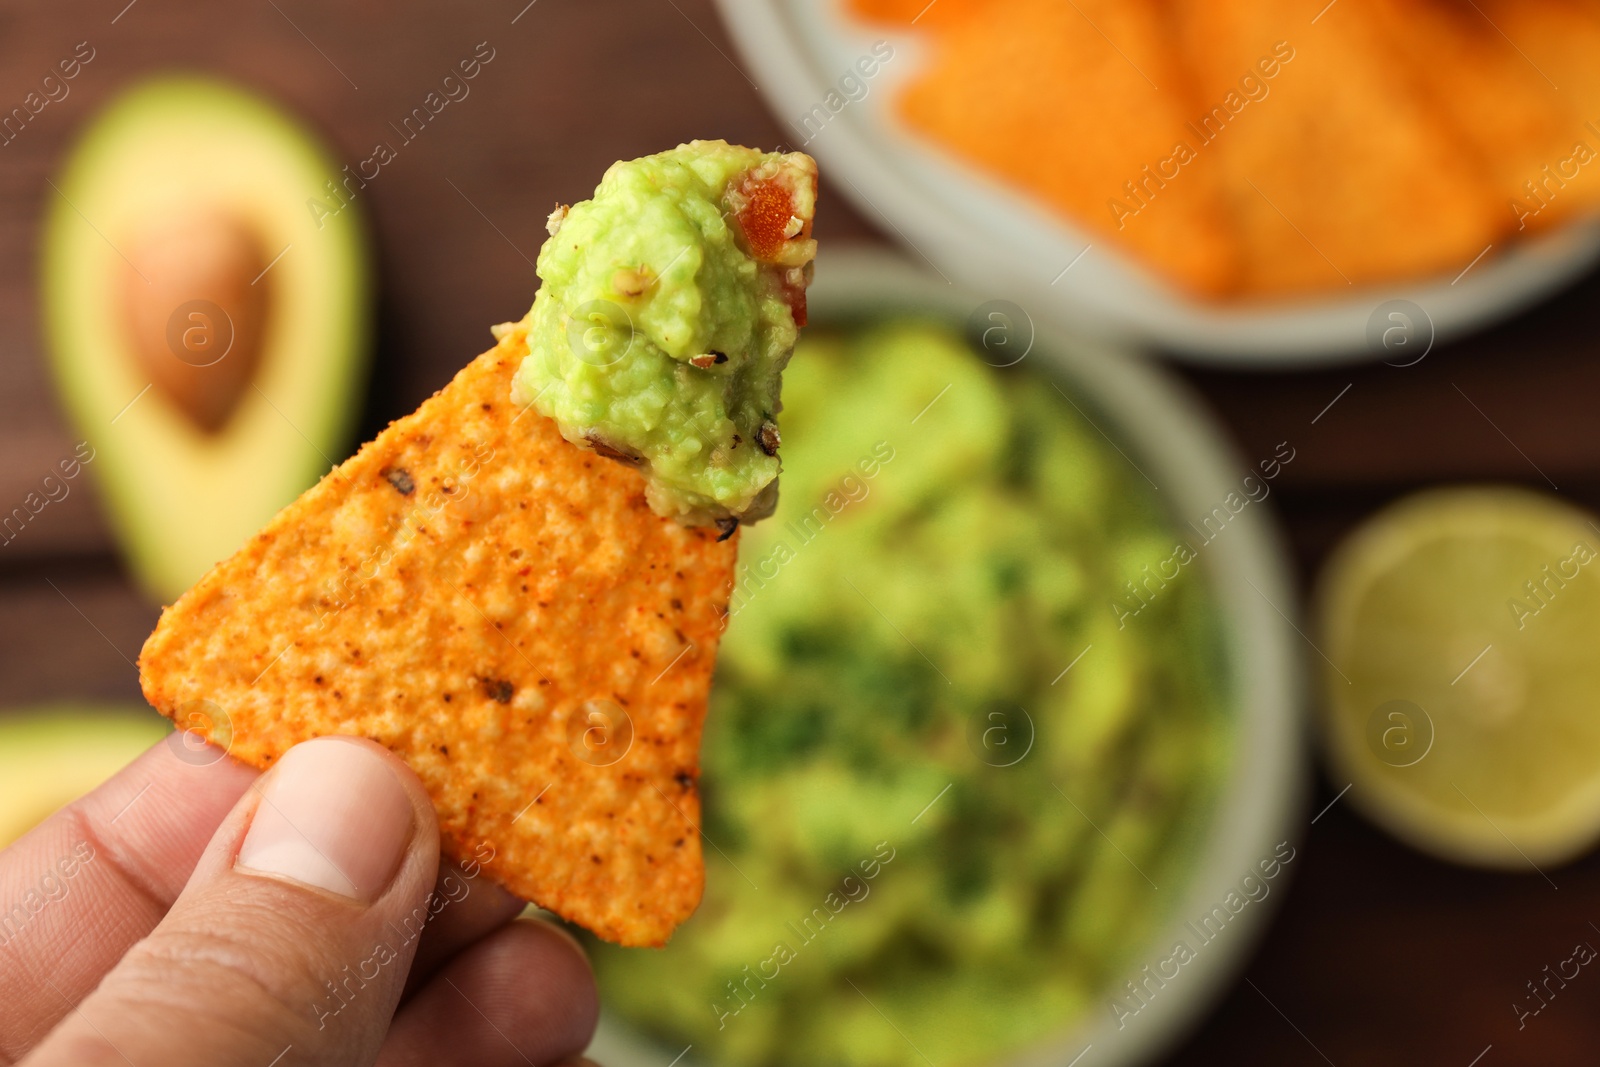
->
860, 0, 1242, 297
1170, 0, 1505, 296
1475, 0, 1600, 228
139, 319, 737, 947
1367, 0, 1574, 232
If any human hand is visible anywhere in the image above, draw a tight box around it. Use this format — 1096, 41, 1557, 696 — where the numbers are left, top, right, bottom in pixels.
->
0, 734, 599, 1066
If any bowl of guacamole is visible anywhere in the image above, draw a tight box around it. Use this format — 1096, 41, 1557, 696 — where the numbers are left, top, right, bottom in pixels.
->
585, 248, 1305, 1067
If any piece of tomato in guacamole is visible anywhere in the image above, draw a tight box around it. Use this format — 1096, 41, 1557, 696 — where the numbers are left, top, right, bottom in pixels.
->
511, 140, 818, 531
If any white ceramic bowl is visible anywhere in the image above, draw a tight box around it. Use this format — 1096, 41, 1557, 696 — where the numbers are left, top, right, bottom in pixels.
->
587, 248, 1307, 1067
713, 0, 1600, 365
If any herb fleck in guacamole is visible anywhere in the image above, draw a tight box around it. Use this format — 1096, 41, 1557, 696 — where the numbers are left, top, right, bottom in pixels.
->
592, 320, 1230, 1067
512, 140, 817, 529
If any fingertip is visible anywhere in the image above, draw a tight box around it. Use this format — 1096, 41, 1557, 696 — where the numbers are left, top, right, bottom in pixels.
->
402, 863, 526, 996
378, 917, 601, 1067
291, 735, 441, 836
498, 917, 600, 1039
235, 737, 426, 902
535, 913, 595, 980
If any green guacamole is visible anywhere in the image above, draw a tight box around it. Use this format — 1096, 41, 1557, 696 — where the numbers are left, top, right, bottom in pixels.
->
592, 321, 1232, 1066
512, 140, 817, 527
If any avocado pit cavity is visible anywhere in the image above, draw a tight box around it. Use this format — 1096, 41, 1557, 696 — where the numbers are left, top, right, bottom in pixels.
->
119, 209, 270, 434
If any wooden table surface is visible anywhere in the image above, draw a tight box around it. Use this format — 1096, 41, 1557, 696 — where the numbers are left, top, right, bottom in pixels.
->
3, 2, 1598, 1064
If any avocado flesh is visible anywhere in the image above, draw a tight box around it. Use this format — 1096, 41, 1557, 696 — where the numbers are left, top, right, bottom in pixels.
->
0, 707, 171, 848
42, 75, 372, 602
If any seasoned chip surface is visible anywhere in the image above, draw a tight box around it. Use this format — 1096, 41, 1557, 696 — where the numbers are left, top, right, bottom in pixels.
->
139, 320, 737, 946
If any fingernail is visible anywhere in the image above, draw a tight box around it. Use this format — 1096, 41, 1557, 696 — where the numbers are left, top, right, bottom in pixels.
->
236, 738, 414, 901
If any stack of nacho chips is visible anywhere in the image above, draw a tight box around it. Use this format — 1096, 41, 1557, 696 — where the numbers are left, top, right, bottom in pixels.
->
853, 0, 1600, 298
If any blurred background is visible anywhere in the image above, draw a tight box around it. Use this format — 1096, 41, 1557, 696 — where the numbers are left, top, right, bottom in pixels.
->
4, 1, 1600, 1065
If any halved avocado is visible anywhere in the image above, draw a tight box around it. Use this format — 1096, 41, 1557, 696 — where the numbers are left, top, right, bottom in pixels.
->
42, 75, 371, 601
0, 706, 172, 847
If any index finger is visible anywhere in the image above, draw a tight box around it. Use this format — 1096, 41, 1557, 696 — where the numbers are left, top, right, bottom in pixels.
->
0, 732, 256, 1060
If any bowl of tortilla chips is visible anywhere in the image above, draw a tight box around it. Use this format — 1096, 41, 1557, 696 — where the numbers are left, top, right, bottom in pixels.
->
716, 0, 1600, 363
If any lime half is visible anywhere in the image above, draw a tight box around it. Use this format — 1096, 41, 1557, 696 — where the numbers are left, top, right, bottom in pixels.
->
1317, 487, 1600, 868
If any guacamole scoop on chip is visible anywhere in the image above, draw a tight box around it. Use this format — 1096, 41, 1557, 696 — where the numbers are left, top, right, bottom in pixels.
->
512, 140, 818, 530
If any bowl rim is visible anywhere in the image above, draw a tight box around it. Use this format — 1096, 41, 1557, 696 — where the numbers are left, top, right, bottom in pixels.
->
712, 0, 1600, 365
589, 247, 1308, 1067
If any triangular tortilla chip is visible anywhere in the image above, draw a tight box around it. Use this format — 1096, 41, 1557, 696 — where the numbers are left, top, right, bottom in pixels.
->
1170, 0, 1505, 296
1475, 0, 1600, 227
139, 319, 737, 946
876, 0, 1242, 296
1364, 0, 1571, 233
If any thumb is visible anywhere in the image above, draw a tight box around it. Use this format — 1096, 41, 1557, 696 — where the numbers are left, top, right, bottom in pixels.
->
24, 737, 441, 1067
